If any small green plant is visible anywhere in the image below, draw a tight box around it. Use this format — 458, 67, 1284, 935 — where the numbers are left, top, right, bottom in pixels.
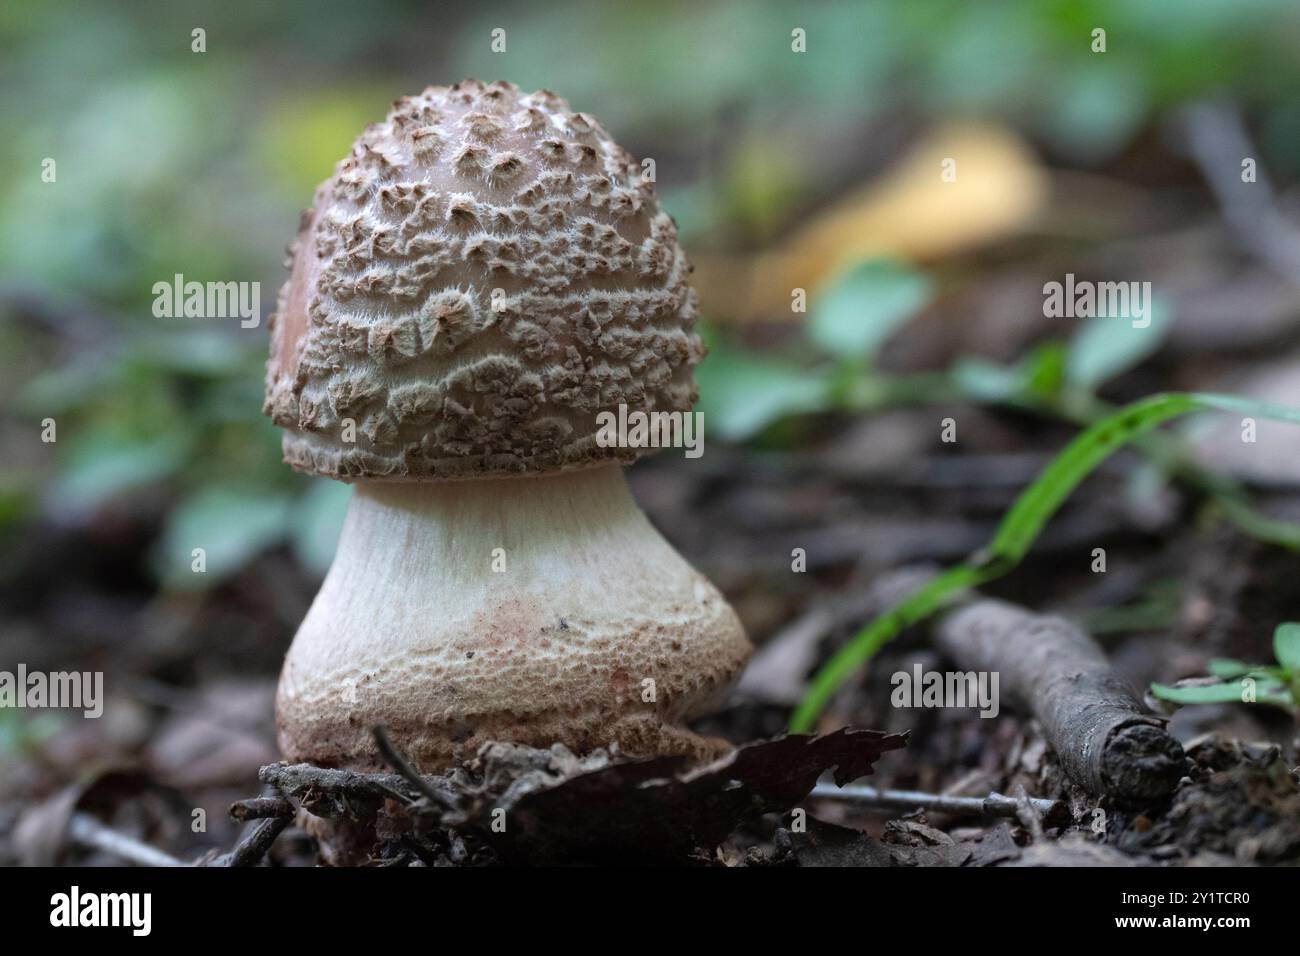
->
790, 393, 1300, 732
1150, 623, 1300, 715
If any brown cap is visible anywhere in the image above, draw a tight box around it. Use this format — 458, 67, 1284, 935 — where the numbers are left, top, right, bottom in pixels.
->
263, 79, 703, 480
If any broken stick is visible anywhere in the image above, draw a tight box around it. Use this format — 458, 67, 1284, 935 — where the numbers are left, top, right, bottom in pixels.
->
810, 782, 1068, 826
67, 813, 187, 867
934, 597, 1186, 802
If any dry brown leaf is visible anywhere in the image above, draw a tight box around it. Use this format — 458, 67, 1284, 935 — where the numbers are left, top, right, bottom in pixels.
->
485, 728, 908, 863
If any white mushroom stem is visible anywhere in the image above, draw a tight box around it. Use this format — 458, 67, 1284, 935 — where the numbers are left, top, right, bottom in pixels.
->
276, 463, 750, 770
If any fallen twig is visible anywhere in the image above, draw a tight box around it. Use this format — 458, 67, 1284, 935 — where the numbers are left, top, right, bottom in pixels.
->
1013, 784, 1046, 842
934, 596, 1186, 802
259, 762, 421, 809
810, 782, 1068, 826
207, 816, 292, 867
67, 813, 187, 868
229, 796, 296, 823
1177, 100, 1300, 283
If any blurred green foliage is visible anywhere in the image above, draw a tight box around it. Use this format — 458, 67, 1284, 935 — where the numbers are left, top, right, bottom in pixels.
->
809, 260, 934, 359
1, 0, 1298, 589
699, 254, 1179, 444
1064, 300, 1173, 393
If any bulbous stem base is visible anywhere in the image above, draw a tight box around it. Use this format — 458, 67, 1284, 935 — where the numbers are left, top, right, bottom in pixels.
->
276, 465, 750, 771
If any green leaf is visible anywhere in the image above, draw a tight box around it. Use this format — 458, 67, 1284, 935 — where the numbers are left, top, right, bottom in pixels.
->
1258, 692, 1300, 711
0, 709, 64, 759
949, 344, 1065, 406
22, 359, 113, 416
694, 344, 830, 441
792, 390, 1300, 732
808, 259, 933, 360
138, 329, 253, 378
1207, 659, 1256, 679
290, 480, 351, 576
1041, 63, 1149, 164
1208, 659, 1287, 682
1150, 681, 1253, 705
1065, 296, 1173, 391
950, 357, 1027, 403
156, 487, 292, 590
1273, 622, 1300, 672
1024, 342, 1068, 401
55, 431, 189, 511
0, 479, 34, 530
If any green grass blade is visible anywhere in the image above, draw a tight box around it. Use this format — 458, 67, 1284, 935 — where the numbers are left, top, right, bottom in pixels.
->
789, 564, 979, 732
790, 391, 1300, 732
986, 393, 1198, 562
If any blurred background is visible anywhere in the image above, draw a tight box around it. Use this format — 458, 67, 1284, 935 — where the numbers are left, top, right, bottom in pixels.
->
3, 0, 1300, 864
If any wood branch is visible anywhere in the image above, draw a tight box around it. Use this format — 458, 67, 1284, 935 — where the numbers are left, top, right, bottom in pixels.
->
934, 597, 1186, 802
207, 816, 292, 867
810, 782, 1068, 826
229, 796, 296, 823
258, 762, 421, 811
1176, 100, 1300, 283
67, 813, 188, 867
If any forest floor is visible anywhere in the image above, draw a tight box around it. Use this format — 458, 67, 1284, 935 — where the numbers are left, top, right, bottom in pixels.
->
4, 415, 1299, 865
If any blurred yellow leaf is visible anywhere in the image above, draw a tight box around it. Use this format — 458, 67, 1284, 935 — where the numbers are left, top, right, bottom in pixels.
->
695, 123, 1048, 322
258, 86, 396, 197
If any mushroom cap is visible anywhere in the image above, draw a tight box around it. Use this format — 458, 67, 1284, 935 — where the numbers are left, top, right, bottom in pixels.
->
264, 79, 704, 480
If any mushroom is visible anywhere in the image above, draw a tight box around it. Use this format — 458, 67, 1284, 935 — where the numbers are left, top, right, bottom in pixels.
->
263, 80, 751, 772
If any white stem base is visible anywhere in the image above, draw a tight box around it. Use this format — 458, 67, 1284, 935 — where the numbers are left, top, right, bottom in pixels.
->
277, 465, 750, 770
